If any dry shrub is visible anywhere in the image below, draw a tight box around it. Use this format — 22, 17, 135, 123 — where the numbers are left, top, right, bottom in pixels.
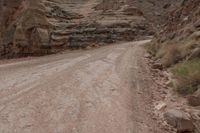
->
158, 44, 182, 67
172, 58, 200, 95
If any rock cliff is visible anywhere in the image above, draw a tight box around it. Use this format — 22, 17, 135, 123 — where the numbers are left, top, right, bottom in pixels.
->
0, 0, 181, 58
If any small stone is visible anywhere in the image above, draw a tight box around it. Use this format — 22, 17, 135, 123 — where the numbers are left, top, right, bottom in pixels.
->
144, 53, 151, 59
85, 46, 92, 50
152, 63, 163, 70
155, 102, 167, 111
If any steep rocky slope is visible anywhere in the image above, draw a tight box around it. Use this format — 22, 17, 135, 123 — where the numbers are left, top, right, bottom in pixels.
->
0, 0, 182, 58
150, 0, 200, 60
149, 0, 200, 92
149, 1, 200, 131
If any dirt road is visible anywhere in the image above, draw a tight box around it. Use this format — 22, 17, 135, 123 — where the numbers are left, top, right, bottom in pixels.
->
0, 40, 166, 133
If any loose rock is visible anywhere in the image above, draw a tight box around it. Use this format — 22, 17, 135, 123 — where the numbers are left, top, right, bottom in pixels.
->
155, 102, 167, 111
164, 109, 194, 133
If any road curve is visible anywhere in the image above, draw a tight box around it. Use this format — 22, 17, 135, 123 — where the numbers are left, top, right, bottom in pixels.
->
0, 40, 165, 133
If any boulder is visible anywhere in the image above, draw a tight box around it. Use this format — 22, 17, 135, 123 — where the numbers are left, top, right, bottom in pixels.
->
187, 88, 200, 107
164, 109, 194, 133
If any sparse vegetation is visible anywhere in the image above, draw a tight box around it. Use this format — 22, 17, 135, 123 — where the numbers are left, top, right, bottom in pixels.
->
148, 36, 200, 95
147, 0, 200, 98
171, 58, 200, 95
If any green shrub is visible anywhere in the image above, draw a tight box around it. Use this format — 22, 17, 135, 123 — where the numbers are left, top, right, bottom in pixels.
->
172, 58, 200, 95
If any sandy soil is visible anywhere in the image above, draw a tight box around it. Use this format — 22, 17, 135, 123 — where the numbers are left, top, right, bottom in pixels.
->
0, 40, 167, 133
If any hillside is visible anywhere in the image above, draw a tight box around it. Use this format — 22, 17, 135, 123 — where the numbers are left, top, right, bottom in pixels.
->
149, 0, 200, 95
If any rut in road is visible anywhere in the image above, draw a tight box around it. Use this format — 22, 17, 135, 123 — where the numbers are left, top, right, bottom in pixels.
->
0, 40, 166, 133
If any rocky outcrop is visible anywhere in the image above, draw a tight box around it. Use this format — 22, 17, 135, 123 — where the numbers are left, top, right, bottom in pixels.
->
0, 0, 50, 58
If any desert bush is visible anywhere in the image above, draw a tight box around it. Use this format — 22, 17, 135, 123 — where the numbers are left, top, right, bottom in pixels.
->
172, 58, 200, 95
157, 44, 182, 67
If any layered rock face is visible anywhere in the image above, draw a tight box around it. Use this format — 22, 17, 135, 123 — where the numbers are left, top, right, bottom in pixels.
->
0, 0, 181, 58
48, 0, 152, 48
